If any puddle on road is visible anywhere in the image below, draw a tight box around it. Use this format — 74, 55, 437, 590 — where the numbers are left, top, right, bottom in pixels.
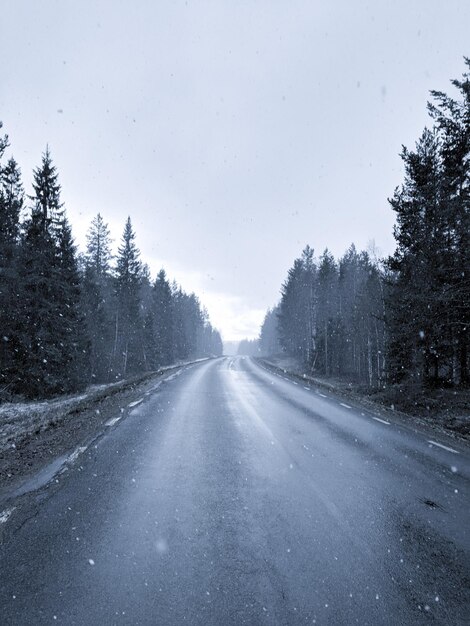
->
7, 453, 69, 499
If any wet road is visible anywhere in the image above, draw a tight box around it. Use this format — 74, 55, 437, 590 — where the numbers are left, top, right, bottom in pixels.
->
1, 356, 469, 625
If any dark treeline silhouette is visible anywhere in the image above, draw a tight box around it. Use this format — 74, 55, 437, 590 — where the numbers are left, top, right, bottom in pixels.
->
0, 135, 222, 400
260, 60, 469, 392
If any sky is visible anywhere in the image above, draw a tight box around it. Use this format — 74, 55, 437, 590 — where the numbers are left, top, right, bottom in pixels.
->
1, 1, 469, 342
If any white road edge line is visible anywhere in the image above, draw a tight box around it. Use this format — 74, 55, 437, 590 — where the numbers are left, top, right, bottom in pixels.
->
128, 398, 143, 408
318, 392, 327, 398
304, 386, 310, 390
372, 417, 390, 425
427, 440, 459, 454
340, 403, 352, 409
105, 416, 121, 427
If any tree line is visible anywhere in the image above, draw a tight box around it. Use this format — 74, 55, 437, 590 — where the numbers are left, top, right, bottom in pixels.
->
0, 137, 222, 400
259, 60, 469, 391
259, 244, 386, 387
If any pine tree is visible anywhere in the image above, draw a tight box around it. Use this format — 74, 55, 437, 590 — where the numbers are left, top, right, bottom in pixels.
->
15, 149, 85, 397
171, 283, 186, 361
55, 217, 89, 391
387, 129, 446, 386
428, 59, 470, 385
316, 249, 339, 377
386, 61, 470, 389
85, 213, 112, 275
82, 213, 115, 381
0, 122, 8, 161
152, 269, 174, 366
278, 246, 316, 367
0, 132, 24, 394
354, 251, 386, 387
16, 208, 59, 396
112, 217, 143, 378
0, 158, 23, 251
30, 146, 63, 234
139, 263, 154, 371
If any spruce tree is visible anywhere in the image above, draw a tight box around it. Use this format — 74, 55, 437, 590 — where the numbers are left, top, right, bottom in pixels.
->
85, 213, 112, 275
428, 59, 470, 385
0, 121, 8, 161
82, 213, 115, 381
55, 217, 89, 391
112, 217, 143, 378
16, 149, 85, 397
171, 282, 186, 361
316, 250, 339, 377
152, 269, 174, 366
0, 133, 24, 394
16, 203, 60, 396
139, 263, 153, 371
387, 129, 446, 386
278, 246, 316, 367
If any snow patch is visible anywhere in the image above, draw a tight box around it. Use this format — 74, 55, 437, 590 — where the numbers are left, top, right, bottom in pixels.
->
67, 446, 87, 464
0, 507, 15, 524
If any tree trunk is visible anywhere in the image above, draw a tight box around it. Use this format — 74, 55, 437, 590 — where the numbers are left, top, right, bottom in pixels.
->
325, 320, 328, 377
367, 331, 373, 387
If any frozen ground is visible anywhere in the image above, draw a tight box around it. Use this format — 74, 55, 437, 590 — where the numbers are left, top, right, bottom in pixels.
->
0, 383, 119, 454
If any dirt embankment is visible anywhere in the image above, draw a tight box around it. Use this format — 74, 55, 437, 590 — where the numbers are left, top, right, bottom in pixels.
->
257, 356, 470, 441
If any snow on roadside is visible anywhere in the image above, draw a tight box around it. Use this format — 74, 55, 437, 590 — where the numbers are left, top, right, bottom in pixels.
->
0, 386, 108, 454
0, 358, 210, 452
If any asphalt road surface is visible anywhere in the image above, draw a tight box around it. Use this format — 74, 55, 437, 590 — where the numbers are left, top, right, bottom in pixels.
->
1, 357, 469, 625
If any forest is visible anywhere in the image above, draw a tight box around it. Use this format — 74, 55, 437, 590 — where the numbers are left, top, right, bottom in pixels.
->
258, 61, 469, 397
0, 139, 222, 401
1, 61, 469, 405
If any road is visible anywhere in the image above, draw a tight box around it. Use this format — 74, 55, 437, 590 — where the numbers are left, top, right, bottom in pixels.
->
1, 357, 469, 625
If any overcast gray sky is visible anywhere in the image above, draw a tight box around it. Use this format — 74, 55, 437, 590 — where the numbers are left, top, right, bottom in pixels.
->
1, 1, 469, 341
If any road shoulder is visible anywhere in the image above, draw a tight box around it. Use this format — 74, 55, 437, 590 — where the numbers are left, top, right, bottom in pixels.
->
0, 360, 208, 507
256, 357, 470, 451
